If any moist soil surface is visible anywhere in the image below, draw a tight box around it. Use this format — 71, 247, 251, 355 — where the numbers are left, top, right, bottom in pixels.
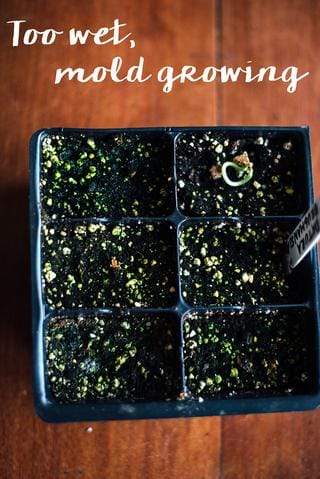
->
179, 220, 305, 306
183, 309, 314, 399
41, 132, 174, 219
38, 129, 315, 408
176, 130, 306, 217
46, 313, 181, 403
43, 221, 178, 309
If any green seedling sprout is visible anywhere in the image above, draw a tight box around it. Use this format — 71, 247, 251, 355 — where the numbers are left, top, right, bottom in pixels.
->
221, 151, 254, 187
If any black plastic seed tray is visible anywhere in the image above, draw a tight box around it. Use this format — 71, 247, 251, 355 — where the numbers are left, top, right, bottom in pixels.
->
30, 126, 320, 422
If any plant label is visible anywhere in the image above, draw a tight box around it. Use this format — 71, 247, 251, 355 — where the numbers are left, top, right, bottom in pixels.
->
288, 198, 320, 269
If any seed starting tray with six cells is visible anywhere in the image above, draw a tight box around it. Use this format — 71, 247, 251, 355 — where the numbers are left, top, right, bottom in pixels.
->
30, 126, 320, 422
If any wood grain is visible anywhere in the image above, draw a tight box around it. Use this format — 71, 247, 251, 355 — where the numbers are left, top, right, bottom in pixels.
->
222, 412, 320, 479
218, 0, 320, 190
0, 0, 320, 478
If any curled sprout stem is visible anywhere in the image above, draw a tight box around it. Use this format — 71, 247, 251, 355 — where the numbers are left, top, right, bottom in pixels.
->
221, 161, 253, 187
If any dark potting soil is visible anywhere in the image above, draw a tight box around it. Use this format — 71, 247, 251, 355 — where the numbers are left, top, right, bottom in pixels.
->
179, 220, 304, 306
183, 309, 314, 399
40, 132, 174, 219
46, 313, 181, 403
176, 130, 306, 217
37, 128, 315, 410
42, 221, 178, 309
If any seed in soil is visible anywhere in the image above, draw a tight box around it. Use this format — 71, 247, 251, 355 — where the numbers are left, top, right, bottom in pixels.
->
176, 130, 306, 217
46, 313, 181, 403
183, 309, 314, 399
179, 220, 306, 306
40, 131, 174, 219
42, 221, 178, 309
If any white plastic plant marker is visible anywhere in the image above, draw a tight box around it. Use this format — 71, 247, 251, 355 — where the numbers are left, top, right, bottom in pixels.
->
288, 198, 320, 269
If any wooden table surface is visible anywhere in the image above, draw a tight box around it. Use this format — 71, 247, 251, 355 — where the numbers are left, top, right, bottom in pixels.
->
0, 1, 319, 478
